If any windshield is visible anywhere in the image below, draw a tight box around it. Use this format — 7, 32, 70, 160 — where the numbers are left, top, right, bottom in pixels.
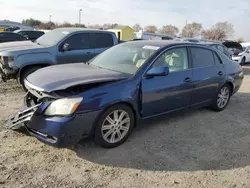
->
90, 43, 159, 74
35, 29, 70, 47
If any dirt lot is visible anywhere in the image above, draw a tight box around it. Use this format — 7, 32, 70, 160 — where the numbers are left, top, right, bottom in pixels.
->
0, 66, 250, 188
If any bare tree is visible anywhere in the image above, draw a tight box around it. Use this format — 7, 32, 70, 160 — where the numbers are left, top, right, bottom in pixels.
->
110, 23, 119, 29
88, 24, 103, 29
181, 22, 202, 37
37, 22, 56, 30
144, 25, 157, 33
56, 22, 73, 28
133, 24, 142, 32
201, 22, 234, 41
161, 24, 179, 36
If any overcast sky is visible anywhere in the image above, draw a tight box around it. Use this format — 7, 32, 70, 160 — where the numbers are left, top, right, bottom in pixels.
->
0, 0, 250, 40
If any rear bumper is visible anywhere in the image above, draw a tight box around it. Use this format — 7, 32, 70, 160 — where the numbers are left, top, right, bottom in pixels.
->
26, 109, 100, 148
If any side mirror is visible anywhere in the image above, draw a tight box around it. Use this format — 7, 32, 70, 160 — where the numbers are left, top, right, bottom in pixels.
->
145, 66, 169, 78
23, 35, 29, 40
61, 43, 71, 52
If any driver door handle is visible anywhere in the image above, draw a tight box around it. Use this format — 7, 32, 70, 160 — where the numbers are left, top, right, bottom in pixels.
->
184, 77, 191, 83
218, 71, 223, 76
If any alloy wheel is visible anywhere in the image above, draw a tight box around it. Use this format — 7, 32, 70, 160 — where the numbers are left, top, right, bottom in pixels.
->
101, 110, 131, 144
217, 86, 230, 109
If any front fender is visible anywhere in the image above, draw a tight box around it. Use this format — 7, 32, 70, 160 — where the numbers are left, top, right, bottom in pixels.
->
76, 79, 141, 118
15, 52, 55, 68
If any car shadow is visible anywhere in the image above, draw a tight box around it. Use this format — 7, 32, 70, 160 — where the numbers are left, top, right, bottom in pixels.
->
74, 92, 250, 172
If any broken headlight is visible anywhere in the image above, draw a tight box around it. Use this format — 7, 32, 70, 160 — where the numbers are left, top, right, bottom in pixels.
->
44, 98, 83, 116
3, 56, 15, 67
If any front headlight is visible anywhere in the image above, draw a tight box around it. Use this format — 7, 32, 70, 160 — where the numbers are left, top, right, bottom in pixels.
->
3, 56, 15, 67
44, 98, 83, 116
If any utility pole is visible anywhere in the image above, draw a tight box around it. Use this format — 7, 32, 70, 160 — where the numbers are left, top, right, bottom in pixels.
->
186, 20, 188, 26
79, 9, 82, 26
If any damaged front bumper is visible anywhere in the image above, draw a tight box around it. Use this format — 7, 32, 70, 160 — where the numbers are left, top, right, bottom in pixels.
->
5, 95, 100, 148
0, 63, 19, 82
5, 104, 41, 130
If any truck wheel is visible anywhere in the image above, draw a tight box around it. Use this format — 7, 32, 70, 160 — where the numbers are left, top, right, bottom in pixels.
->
20, 66, 41, 91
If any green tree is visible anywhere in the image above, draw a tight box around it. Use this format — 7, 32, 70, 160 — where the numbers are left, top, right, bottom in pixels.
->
22, 18, 42, 26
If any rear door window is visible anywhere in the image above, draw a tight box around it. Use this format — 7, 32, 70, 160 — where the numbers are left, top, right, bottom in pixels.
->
94, 33, 113, 48
64, 33, 93, 50
190, 47, 215, 68
217, 45, 227, 54
213, 52, 223, 65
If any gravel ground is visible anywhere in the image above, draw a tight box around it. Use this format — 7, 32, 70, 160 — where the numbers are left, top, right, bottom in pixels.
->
0, 65, 250, 188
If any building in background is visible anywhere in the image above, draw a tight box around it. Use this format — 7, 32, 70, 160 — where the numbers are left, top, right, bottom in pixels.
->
0, 20, 34, 32
108, 26, 134, 41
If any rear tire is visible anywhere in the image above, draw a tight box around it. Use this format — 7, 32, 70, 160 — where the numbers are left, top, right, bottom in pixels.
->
211, 84, 232, 111
94, 104, 135, 148
20, 66, 41, 91
241, 57, 246, 65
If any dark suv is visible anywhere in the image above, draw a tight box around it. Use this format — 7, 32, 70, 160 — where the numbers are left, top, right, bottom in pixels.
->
0, 32, 26, 43
14, 30, 45, 42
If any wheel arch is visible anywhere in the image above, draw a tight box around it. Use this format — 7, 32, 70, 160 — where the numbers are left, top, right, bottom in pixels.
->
90, 101, 139, 138
17, 63, 51, 83
225, 81, 234, 95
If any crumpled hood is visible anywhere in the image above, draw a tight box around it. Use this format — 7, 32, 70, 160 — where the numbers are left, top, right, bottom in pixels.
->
0, 41, 44, 53
26, 63, 130, 92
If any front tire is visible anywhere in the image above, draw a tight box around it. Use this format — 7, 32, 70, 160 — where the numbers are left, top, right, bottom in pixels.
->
211, 84, 232, 111
241, 57, 246, 65
94, 104, 135, 148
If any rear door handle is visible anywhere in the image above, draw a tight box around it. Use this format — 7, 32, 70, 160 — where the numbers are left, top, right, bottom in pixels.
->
218, 71, 223, 76
184, 77, 191, 83
86, 52, 91, 54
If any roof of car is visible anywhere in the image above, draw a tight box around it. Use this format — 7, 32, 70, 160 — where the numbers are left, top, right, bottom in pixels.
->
199, 41, 220, 45
0, 31, 20, 34
14, 29, 43, 33
124, 40, 202, 48
53, 27, 103, 33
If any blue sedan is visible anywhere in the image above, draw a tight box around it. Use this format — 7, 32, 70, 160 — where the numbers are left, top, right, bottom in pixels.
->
6, 41, 244, 148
